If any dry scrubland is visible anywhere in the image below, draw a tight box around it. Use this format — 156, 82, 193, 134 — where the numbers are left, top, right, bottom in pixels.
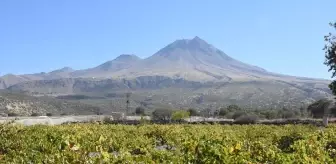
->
1, 123, 336, 163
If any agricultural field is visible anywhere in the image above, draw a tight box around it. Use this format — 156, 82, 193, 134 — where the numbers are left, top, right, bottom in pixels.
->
1, 123, 336, 163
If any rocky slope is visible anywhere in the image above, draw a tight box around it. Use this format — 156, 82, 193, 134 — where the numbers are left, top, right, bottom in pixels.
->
0, 90, 101, 116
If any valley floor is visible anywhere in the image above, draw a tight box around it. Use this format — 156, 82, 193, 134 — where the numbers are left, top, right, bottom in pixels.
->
1, 124, 335, 163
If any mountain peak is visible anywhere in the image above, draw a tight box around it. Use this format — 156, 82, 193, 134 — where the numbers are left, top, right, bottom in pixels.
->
91, 54, 141, 72
191, 36, 206, 43
50, 67, 74, 73
114, 54, 141, 62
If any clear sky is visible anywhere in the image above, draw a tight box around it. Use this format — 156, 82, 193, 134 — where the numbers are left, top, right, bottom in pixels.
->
0, 0, 335, 79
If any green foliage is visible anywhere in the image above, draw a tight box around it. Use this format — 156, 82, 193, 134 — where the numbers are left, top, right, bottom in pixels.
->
171, 110, 190, 121
232, 111, 246, 120
60, 112, 68, 116
152, 108, 172, 122
219, 107, 229, 116
324, 22, 336, 95
234, 114, 259, 124
7, 112, 19, 117
135, 106, 145, 115
0, 124, 335, 163
307, 99, 336, 118
187, 108, 199, 116
31, 113, 41, 117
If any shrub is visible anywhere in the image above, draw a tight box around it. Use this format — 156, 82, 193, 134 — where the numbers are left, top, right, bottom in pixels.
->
103, 116, 114, 124
46, 113, 53, 117
111, 112, 125, 121
187, 108, 199, 116
60, 112, 68, 116
152, 108, 172, 122
232, 111, 246, 120
227, 104, 242, 112
277, 133, 304, 153
135, 106, 145, 115
234, 114, 259, 124
31, 113, 41, 117
7, 112, 19, 117
171, 110, 190, 122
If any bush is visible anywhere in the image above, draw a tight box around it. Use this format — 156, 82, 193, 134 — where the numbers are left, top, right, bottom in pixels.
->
219, 107, 229, 116
277, 133, 304, 153
46, 113, 53, 117
111, 112, 125, 121
103, 116, 114, 124
31, 113, 41, 117
187, 108, 199, 116
135, 106, 145, 115
232, 111, 246, 120
234, 115, 259, 124
152, 108, 172, 122
227, 104, 242, 112
60, 113, 68, 116
7, 112, 19, 117
171, 110, 190, 122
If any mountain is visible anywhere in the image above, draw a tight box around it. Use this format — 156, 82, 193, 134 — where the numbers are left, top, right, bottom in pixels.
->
0, 36, 332, 113
71, 54, 142, 78
108, 37, 271, 81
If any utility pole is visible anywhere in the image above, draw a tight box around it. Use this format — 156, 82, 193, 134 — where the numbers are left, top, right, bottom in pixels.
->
126, 92, 131, 116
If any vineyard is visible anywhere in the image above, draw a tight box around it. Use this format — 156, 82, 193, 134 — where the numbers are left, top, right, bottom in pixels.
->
1, 123, 336, 163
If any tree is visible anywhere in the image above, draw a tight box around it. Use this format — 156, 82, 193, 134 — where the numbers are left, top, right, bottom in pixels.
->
307, 99, 336, 118
232, 111, 246, 120
171, 110, 190, 122
227, 104, 242, 112
187, 108, 199, 116
135, 106, 145, 115
7, 112, 19, 117
31, 113, 40, 117
152, 108, 172, 122
323, 22, 336, 127
324, 22, 336, 94
219, 107, 229, 116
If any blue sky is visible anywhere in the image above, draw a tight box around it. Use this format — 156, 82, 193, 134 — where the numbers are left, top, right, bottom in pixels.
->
0, 0, 335, 79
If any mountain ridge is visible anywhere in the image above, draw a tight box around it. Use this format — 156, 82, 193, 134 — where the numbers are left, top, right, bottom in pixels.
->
0, 36, 329, 84
0, 36, 332, 112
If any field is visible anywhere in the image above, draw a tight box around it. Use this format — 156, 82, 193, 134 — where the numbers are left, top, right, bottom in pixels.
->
1, 123, 336, 163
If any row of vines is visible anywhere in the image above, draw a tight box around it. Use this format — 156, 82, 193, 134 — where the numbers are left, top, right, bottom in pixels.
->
0, 123, 336, 163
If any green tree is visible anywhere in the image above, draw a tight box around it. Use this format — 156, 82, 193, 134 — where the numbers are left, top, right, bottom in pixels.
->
152, 108, 172, 122
135, 106, 145, 115
324, 22, 336, 95
171, 110, 190, 122
227, 104, 242, 112
187, 108, 199, 116
219, 107, 228, 116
